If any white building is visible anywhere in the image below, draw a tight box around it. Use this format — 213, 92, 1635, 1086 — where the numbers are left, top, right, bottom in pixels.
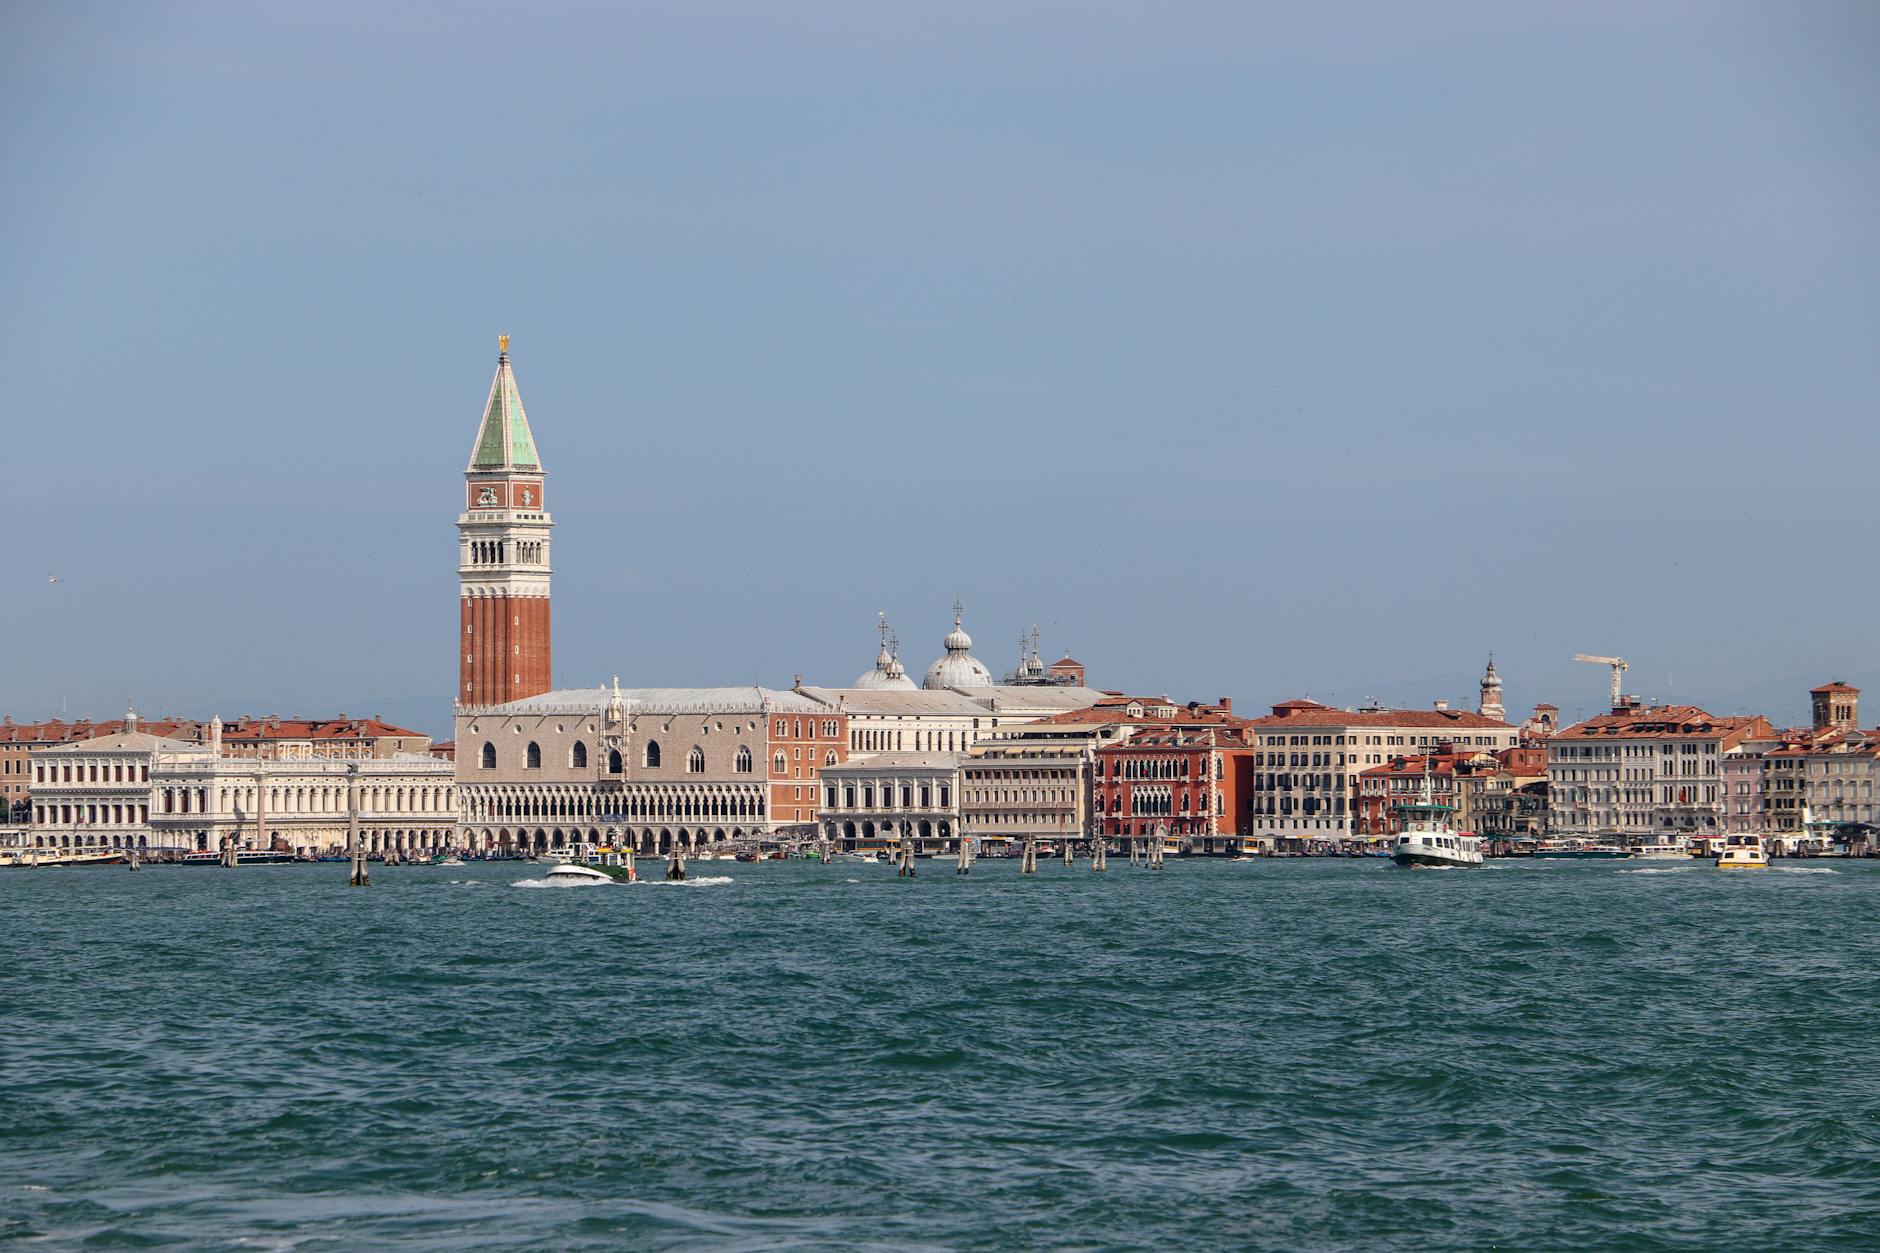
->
29, 722, 209, 853
817, 752, 961, 851
149, 751, 456, 856
1547, 702, 1773, 838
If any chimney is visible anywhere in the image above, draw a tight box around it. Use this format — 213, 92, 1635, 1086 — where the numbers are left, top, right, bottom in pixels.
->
1433, 700, 1450, 712
1220, 696, 1232, 713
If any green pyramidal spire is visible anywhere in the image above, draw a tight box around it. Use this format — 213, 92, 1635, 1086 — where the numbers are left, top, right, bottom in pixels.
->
468, 335, 542, 471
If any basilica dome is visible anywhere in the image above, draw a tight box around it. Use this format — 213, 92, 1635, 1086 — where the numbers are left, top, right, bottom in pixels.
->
853, 645, 917, 691
852, 619, 918, 690
923, 607, 995, 690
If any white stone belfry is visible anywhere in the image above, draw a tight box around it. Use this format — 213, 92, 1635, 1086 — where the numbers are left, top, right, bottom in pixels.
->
1478, 656, 1505, 722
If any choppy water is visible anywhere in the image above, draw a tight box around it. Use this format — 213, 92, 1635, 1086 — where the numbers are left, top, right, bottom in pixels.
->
5, 858, 1880, 1250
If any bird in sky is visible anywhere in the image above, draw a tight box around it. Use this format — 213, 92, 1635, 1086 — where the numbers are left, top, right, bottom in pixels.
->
46, 574, 62, 584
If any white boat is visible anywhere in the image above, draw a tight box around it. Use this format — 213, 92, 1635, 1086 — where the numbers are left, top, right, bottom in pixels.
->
1389, 764, 1482, 869
1716, 833, 1769, 870
436, 856, 465, 867
543, 862, 615, 885
1632, 839, 1689, 860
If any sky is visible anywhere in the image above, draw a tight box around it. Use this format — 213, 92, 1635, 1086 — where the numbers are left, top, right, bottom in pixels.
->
4, 1, 1877, 738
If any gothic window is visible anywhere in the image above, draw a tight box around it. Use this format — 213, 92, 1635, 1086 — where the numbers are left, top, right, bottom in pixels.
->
571, 741, 588, 769
774, 752, 786, 774
480, 742, 496, 769
688, 746, 705, 774
736, 746, 753, 773
645, 741, 661, 768
526, 742, 542, 769
825, 749, 837, 766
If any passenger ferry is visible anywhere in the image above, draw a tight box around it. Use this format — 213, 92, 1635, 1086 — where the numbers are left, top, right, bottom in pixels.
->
1716, 833, 1769, 869
1389, 769, 1482, 869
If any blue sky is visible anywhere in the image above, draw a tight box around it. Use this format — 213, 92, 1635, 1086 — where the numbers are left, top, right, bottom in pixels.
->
5, 1, 1877, 737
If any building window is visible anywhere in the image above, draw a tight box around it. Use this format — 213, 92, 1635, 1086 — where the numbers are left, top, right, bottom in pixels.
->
571, 741, 588, 769
645, 741, 662, 769
825, 749, 837, 766
736, 745, 753, 773
480, 742, 496, 769
774, 752, 787, 774
688, 746, 705, 773
525, 742, 542, 769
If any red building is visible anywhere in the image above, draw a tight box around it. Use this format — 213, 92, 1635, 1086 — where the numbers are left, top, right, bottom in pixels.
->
1093, 724, 1255, 853
458, 336, 554, 708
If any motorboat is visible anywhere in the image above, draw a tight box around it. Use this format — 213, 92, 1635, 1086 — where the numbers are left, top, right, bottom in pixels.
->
1389, 765, 1482, 869
543, 862, 617, 885
1631, 839, 1689, 860
1716, 833, 1769, 869
3, 849, 126, 868
1531, 840, 1632, 860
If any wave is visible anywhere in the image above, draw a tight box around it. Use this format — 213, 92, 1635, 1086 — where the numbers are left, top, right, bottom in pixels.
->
1774, 866, 1839, 875
635, 875, 734, 887
511, 877, 613, 889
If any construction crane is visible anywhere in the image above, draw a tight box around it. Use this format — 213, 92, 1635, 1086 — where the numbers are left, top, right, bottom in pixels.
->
1573, 654, 1628, 711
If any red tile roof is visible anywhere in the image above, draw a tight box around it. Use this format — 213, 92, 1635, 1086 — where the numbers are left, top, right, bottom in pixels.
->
1251, 700, 1513, 730
0, 718, 195, 745
220, 717, 425, 741
1552, 705, 1772, 741
1812, 681, 1860, 694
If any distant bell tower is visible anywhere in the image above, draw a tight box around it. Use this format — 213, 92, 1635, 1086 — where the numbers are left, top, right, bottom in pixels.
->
458, 335, 553, 707
1478, 655, 1505, 722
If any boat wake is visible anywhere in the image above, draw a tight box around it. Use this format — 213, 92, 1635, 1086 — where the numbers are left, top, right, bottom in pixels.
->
635, 875, 734, 887
512, 877, 611, 889
1620, 867, 1692, 875
1774, 866, 1838, 875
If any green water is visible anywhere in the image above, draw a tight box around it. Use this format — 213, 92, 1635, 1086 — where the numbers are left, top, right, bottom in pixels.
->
4, 858, 1878, 1249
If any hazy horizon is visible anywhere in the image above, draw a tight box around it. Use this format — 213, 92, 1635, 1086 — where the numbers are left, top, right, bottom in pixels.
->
7, 2, 1877, 741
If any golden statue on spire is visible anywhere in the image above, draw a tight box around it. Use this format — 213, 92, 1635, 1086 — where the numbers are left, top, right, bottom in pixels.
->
498, 333, 510, 355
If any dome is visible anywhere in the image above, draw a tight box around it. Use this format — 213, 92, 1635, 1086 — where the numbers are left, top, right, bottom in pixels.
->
924, 652, 994, 690
923, 603, 994, 690
852, 622, 917, 690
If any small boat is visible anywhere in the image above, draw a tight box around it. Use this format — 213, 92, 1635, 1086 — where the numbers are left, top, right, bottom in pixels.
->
1389, 762, 1482, 869
1716, 833, 1769, 869
1631, 839, 1689, 860
1531, 840, 1633, 860
4, 849, 127, 869
543, 862, 617, 885
435, 856, 465, 867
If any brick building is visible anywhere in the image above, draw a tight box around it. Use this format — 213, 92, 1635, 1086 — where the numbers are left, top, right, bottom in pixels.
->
1092, 725, 1255, 853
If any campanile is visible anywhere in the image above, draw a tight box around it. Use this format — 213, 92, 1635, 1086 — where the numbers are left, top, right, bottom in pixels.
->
458, 335, 553, 706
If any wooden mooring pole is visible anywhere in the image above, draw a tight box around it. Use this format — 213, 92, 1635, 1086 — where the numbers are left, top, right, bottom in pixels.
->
1020, 835, 1038, 875
347, 764, 369, 887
